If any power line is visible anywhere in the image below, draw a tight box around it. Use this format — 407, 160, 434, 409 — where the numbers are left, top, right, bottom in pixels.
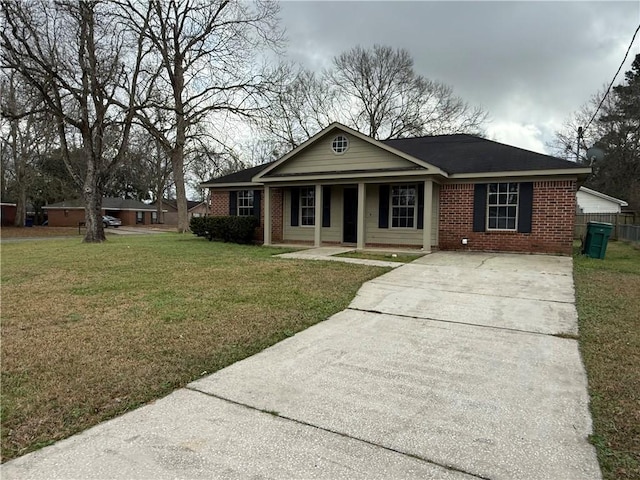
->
582, 22, 640, 135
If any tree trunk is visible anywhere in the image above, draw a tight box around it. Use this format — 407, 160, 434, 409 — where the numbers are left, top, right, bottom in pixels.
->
171, 147, 188, 233
82, 149, 105, 242
14, 184, 26, 227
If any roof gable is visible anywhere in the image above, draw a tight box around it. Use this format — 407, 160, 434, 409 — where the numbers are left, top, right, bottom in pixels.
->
254, 123, 447, 181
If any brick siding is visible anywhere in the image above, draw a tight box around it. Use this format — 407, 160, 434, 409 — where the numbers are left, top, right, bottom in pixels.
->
270, 188, 283, 243
438, 180, 576, 255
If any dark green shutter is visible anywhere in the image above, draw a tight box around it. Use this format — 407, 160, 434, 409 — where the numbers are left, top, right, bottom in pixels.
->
229, 191, 237, 216
379, 185, 389, 229
473, 184, 487, 232
417, 183, 424, 230
253, 190, 261, 218
517, 182, 533, 233
290, 188, 299, 226
322, 186, 331, 227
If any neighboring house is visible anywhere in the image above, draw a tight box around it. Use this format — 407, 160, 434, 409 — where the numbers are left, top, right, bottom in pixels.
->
201, 123, 591, 255
1, 202, 17, 226
153, 199, 208, 225
576, 187, 628, 213
44, 197, 157, 227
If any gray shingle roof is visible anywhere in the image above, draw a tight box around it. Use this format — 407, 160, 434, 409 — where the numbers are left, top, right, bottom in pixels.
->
382, 134, 583, 174
202, 162, 275, 185
202, 133, 584, 186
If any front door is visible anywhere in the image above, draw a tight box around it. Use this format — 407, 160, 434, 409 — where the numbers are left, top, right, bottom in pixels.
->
343, 187, 358, 243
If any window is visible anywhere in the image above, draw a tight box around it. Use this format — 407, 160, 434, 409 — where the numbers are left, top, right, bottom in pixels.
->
237, 190, 254, 216
331, 135, 349, 154
151, 211, 158, 224
391, 184, 416, 228
300, 187, 315, 226
136, 211, 144, 224
487, 183, 519, 230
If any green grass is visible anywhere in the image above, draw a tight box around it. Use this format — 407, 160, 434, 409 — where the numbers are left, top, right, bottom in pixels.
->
335, 250, 425, 263
574, 240, 640, 480
0, 234, 388, 461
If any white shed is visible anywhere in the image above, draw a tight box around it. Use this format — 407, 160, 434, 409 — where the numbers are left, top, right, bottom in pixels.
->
576, 187, 628, 213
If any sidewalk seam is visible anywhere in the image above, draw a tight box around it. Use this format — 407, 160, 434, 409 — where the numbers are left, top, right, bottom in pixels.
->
347, 307, 578, 339
184, 386, 492, 480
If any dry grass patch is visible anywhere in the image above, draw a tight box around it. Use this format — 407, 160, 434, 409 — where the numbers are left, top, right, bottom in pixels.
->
574, 241, 640, 479
1, 234, 388, 461
1, 226, 82, 238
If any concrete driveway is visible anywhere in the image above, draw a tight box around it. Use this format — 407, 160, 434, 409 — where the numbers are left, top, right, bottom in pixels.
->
1, 252, 600, 479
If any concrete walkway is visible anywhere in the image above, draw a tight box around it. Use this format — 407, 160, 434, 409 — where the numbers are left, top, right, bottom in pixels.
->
274, 246, 406, 268
1, 252, 601, 479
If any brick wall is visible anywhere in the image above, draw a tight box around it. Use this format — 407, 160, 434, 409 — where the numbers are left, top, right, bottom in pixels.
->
47, 209, 85, 227
271, 188, 283, 243
211, 190, 230, 216
439, 180, 576, 255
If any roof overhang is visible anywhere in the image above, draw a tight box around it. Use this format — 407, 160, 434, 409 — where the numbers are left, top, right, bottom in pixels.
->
199, 181, 261, 189
448, 167, 592, 181
578, 186, 628, 206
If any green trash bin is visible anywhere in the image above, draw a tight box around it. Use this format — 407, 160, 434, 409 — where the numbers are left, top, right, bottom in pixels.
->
582, 221, 613, 259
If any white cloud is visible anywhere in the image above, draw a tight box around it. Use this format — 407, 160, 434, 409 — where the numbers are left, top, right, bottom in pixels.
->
487, 122, 548, 155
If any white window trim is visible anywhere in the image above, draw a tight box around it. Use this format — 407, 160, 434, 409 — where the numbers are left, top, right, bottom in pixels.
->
390, 184, 417, 229
237, 190, 254, 217
486, 182, 519, 231
331, 135, 349, 155
300, 186, 315, 227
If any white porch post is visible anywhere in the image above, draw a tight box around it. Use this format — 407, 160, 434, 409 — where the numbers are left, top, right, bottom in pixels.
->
263, 185, 271, 246
314, 184, 322, 247
357, 182, 366, 250
423, 179, 433, 253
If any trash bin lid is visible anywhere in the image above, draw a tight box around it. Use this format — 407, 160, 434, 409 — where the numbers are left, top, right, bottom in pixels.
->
587, 221, 613, 227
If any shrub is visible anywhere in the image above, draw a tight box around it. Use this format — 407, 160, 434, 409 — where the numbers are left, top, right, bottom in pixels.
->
191, 216, 259, 244
190, 216, 208, 237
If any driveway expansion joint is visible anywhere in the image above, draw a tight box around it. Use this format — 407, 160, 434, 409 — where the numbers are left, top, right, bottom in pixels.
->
347, 307, 576, 338
369, 279, 576, 304
185, 386, 492, 480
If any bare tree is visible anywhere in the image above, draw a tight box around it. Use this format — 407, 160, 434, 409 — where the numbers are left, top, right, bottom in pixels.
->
0, 70, 55, 226
1, 0, 147, 241
329, 45, 487, 140
259, 65, 336, 152
119, 0, 283, 233
548, 88, 611, 162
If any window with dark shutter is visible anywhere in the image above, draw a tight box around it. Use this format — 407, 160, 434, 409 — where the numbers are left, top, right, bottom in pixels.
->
417, 183, 425, 230
378, 185, 389, 228
517, 182, 533, 233
290, 188, 299, 226
253, 190, 261, 218
229, 191, 237, 216
322, 186, 331, 227
473, 184, 487, 232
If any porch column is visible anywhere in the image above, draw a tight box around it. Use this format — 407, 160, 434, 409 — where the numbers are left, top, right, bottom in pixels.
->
263, 185, 271, 246
314, 184, 322, 247
423, 179, 433, 253
357, 182, 366, 250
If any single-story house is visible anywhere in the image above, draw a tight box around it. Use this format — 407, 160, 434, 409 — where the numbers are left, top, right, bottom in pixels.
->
576, 186, 628, 213
153, 199, 208, 225
201, 123, 591, 255
44, 197, 157, 227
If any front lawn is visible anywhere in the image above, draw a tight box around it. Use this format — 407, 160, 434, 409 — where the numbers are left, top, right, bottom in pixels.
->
574, 241, 640, 479
0, 234, 388, 461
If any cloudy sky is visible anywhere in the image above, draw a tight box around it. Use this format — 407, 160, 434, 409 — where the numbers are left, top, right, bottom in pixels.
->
276, 1, 640, 155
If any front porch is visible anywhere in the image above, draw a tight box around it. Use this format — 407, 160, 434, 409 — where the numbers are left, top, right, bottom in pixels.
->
263, 180, 439, 252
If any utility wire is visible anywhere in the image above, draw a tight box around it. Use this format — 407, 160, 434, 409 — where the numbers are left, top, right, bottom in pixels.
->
583, 22, 640, 134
